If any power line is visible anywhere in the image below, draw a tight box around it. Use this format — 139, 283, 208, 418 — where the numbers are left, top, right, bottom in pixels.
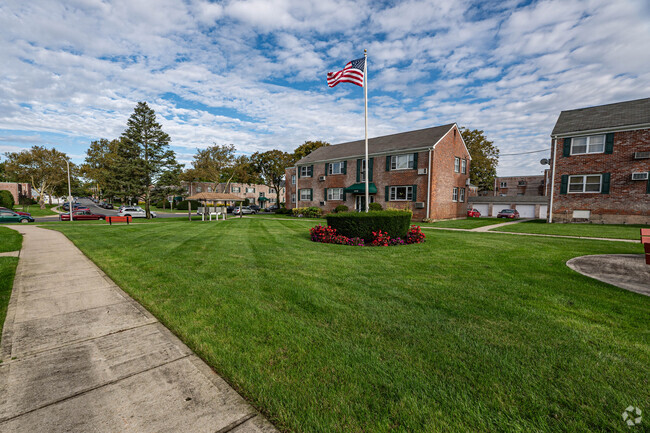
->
499, 148, 550, 156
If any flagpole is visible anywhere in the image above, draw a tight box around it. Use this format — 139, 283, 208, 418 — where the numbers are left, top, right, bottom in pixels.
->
364, 49, 369, 212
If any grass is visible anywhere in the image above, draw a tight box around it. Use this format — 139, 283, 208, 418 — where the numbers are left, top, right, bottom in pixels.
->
13, 203, 59, 217
0, 258, 18, 342
48, 219, 649, 433
492, 219, 649, 240
0, 227, 22, 252
420, 217, 503, 229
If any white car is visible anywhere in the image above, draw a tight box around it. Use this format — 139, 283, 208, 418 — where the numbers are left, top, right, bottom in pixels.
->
117, 207, 157, 218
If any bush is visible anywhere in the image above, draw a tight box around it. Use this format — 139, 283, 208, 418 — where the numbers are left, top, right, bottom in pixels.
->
334, 204, 349, 213
175, 200, 200, 210
326, 210, 412, 241
0, 190, 15, 209
275, 207, 291, 215
310, 224, 424, 247
292, 206, 322, 218
368, 202, 383, 211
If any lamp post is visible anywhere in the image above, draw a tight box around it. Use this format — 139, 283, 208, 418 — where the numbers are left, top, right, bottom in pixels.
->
66, 159, 73, 223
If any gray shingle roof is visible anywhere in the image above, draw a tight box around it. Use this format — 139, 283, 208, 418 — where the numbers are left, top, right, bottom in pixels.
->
296, 123, 456, 164
552, 97, 650, 136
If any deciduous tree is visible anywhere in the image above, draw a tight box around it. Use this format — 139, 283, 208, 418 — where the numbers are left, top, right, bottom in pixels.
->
460, 128, 499, 192
292, 140, 330, 163
251, 150, 293, 206
189, 144, 236, 191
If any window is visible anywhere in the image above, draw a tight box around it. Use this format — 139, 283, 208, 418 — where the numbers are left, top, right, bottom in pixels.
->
454, 157, 460, 173
291, 175, 296, 185
291, 193, 296, 203
300, 166, 311, 177
270, 198, 276, 203
459, 187, 465, 202
570, 135, 605, 155
568, 174, 602, 193
389, 186, 413, 201
360, 159, 366, 181
327, 188, 344, 201
270, 188, 276, 194
299, 189, 311, 201
461, 159, 466, 174
259, 192, 265, 197
452, 187, 458, 202
246, 187, 255, 193
391, 154, 414, 170
500, 182, 507, 188
329, 162, 344, 175
518, 181, 526, 186
231, 186, 240, 193
207, 187, 212, 192
197, 186, 202, 192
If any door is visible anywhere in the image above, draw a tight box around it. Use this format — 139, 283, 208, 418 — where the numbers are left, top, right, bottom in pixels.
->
474, 204, 489, 216
515, 204, 536, 218
355, 195, 374, 212
539, 205, 548, 219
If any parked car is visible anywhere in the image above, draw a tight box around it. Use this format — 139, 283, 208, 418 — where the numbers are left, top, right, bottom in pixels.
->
0, 207, 31, 217
467, 208, 481, 218
265, 205, 279, 212
232, 206, 256, 215
103, 202, 114, 209
497, 209, 520, 219
118, 207, 156, 218
60, 210, 106, 221
0, 209, 34, 223
249, 205, 261, 212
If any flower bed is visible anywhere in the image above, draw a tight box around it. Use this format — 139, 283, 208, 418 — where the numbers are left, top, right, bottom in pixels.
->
310, 225, 425, 247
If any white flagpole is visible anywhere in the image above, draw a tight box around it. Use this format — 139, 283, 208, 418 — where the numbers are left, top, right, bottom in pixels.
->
364, 49, 369, 213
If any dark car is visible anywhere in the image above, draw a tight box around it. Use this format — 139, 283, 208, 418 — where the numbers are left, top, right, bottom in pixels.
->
497, 209, 520, 219
265, 205, 279, 212
0, 207, 31, 217
249, 205, 261, 212
467, 208, 481, 218
60, 210, 106, 221
0, 209, 34, 223
62, 203, 83, 211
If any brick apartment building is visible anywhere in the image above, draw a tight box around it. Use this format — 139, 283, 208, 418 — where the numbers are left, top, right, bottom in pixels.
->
0, 182, 32, 204
285, 123, 471, 220
493, 175, 546, 196
549, 97, 650, 224
182, 181, 285, 208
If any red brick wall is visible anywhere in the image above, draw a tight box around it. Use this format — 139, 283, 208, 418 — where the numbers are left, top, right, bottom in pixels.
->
551, 129, 650, 224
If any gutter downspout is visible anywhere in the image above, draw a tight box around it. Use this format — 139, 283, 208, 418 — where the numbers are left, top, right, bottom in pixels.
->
548, 137, 557, 223
426, 148, 432, 219
294, 165, 298, 210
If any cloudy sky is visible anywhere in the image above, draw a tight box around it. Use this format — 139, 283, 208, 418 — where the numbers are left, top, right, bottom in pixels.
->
1, 0, 649, 175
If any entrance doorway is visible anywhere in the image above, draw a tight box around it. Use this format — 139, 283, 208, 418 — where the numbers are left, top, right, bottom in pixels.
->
355, 195, 374, 212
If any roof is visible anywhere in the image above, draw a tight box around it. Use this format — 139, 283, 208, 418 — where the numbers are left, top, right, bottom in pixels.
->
295, 123, 457, 164
552, 97, 650, 136
186, 192, 244, 201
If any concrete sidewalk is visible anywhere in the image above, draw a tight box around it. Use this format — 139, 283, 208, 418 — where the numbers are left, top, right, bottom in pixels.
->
0, 225, 277, 433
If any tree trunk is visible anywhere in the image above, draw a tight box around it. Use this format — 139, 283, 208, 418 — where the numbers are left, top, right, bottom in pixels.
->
145, 188, 151, 219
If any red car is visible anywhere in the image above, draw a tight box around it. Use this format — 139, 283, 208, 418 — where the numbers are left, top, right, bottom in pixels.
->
60, 210, 106, 221
497, 209, 520, 219
467, 208, 481, 218
0, 206, 31, 217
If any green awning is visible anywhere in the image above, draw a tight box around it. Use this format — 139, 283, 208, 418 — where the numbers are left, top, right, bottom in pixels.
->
343, 183, 377, 194
258, 197, 269, 201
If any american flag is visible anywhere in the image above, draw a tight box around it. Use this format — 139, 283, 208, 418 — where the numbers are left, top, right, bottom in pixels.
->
327, 57, 365, 88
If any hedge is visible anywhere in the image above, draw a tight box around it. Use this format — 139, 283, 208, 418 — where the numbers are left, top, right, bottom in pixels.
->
175, 200, 200, 210
326, 210, 412, 241
0, 190, 15, 209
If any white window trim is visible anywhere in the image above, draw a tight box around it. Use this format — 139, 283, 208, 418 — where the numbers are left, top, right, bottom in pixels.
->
390, 154, 414, 171
454, 157, 460, 173
389, 186, 413, 201
327, 188, 344, 201
461, 159, 466, 174
328, 162, 343, 175
500, 182, 507, 188
291, 175, 296, 185
568, 174, 602, 193
459, 187, 465, 202
232, 187, 241, 193
291, 193, 296, 203
299, 189, 311, 201
299, 166, 311, 177
570, 135, 606, 155
452, 187, 458, 202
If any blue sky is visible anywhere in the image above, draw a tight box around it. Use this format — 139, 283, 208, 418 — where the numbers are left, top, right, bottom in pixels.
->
1, 0, 649, 176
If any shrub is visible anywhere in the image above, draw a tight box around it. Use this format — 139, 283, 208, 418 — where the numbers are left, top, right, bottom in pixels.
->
292, 206, 322, 218
326, 210, 411, 242
334, 204, 349, 213
368, 202, 383, 211
275, 207, 291, 215
175, 200, 200, 210
0, 190, 15, 209
406, 226, 426, 244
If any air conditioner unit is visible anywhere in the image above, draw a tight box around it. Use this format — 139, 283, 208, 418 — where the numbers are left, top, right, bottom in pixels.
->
631, 172, 649, 181
634, 151, 650, 159
415, 202, 425, 209
318, 176, 326, 181
417, 168, 428, 175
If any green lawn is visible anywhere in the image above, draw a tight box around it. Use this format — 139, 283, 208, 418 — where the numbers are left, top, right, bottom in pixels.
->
492, 219, 648, 240
420, 217, 503, 229
0, 226, 22, 252
0, 257, 19, 344
13, 204, 59, 217
48, 219, 649, 433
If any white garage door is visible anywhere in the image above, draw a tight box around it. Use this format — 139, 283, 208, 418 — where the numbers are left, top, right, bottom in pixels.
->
491, 206, 504, 217
539, 205, 548, 219
474, 204, 489, 216
516, 204, 536, 218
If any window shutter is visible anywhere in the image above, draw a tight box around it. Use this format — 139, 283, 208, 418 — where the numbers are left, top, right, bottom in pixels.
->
342, 161, 347, 175
385, 186, 390, 201
647, 172, 650, 194
309, 189, 313, 201
560, 175, 568, 194
369, 158, 374, 181
342, 190, 346, 201
325, 163, 329, 175
297, 167, 301, 178
324, 188, 328, 201
601, 173, 610, 194
411, 184, 417, 202
356, 159, 361, 182
386, 156, 391, 171
308, 165, 313, 177
605, 133, 614, 154
413, 152, 418, 169
563, 138, 571, 157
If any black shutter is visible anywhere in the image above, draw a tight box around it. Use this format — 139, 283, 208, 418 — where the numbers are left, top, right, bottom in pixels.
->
309, 189, 313, 201
601, 173, 610, 194
308, 165, 313, 177
386, 156, 391, 171
356, 159, 361, 182
563, 138, 571, 157
324, 188, 328, 201
647, 172, 650, 194
385, 186, 390, 201
413, 152, 418, 169
342, 189, 346, 201
325, 163, 329, 176
605, 133, 614, 154
369, 158, 374, 182
297, 167, 301, 178
560, 175, 568, 194
342, 161, 347, 175
411, 184, 417, 202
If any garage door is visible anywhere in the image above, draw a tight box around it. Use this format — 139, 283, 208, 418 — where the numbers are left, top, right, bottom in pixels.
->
516, 204, 536, 218
539, 205, 548, 219
474, 204, 489, 216
491, 206, 504, 217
